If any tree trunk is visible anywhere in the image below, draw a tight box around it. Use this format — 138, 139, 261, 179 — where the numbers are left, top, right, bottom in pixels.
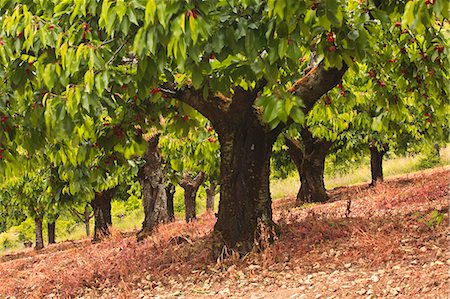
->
166, 183, 175, 222
369, 144, 387, 186
137, 135, 169, 241
206, 182, 216, 212
434, 143, 440, 158
180, 172, 205, 222
91, 189, 114, 242
165, 62, 347, 256
47, 222, 56, 244
34, 217, 44, 250
213, 108, 279, 255
84, 205, 91, 237
285, 129, 332, 205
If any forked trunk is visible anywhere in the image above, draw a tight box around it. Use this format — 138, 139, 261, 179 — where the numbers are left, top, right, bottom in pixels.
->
369, 144, 387, 186
137, 135, 169, 241
285, 129, 331, 205
166, 62, 347, 256
206, 182, 216, 212
47, 222, 56, 244
166, 183, 175, 222
213, 109, 278, 255
180, 172, 205, 223
91, 190, 113, 242
34, 217, 44, 250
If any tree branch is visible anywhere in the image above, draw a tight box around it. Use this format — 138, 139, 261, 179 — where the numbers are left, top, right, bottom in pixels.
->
160, 83, 225, 120
288, 62, 348, 112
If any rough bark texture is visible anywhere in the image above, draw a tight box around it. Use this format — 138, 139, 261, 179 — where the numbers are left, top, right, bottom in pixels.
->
166, 183, 175, 222
369, 144, 388, 186
47, 222, 56, 244
137, 135, 169, 241
180, 172, 205, 223
84, 205, 92, 237
213, 107, 279, 255
91, 189, 114, 242
34, 217, 44, 250
285, 129, 332, 205
163, 62, 347, 255
206, 182, 216, 212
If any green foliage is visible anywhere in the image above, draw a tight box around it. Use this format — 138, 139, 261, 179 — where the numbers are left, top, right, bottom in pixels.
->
0, 234, 14, 250
15, 217, 34, 243
160, 112, 220, 188
417, 144, 441, 169
271, 135, 296, 179
418, 210, 445, 229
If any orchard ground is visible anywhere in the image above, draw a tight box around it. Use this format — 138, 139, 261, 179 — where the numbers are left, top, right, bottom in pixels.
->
0, 158, 448, 298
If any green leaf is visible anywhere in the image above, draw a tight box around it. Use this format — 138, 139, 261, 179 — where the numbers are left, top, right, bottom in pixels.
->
403, 1, 415, 26
145, 0, 157, 24
347, 30, 359, 41
290, 108, 305, 124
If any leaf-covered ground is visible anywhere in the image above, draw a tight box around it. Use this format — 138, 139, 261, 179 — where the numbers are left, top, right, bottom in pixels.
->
1, 167, 448, 298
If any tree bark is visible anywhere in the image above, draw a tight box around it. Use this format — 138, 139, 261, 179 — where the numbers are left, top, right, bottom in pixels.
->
137, 135, 169, 241
166, 183, 175, 222
434, 143, 440, 158
34, 217, 44, 250
91, 189, 114, 242
47, 221, 56, 244
212, 107, 279, 255
369, 144, 387, 186
180, 172, 205, 222
285, 129, 332, 205
164, 62, 347, 255
206, 182, 216, 212
84, 205, 92, 237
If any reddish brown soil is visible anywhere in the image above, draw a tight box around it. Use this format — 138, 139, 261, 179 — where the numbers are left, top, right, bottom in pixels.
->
1, 167, 448, 299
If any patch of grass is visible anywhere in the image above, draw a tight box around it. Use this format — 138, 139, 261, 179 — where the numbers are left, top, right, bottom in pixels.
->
271, 175, 299, 199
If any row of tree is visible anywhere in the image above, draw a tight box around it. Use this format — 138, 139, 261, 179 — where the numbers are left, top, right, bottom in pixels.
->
0, 0, 448, 256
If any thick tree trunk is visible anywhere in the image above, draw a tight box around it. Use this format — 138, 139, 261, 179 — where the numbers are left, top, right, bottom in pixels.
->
369, 145, 387, 186
91, 189, 114, 242
137, 135, 169, 241
166, 183, 175, 222
285, 130, 332, 205
180, 172, 205, 222
213, 109, 279, 255
47, 222, 56, 244
164, 62, 347, 256
34, 217, 44, 250
206, 182, 216, 212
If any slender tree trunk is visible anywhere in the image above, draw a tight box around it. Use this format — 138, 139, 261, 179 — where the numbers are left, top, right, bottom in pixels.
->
369, 144, 387, 186
47, 222, 56, 244
434, 143, 440, 158
34, 217, 44, 250
137, 135, 169, 241
83, 205, 91, 237
180, 172, 205, 222
285, 129, 332, 205
166, 183, 175, 222
91, 189, 114, 242
206, 182, 216, 212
